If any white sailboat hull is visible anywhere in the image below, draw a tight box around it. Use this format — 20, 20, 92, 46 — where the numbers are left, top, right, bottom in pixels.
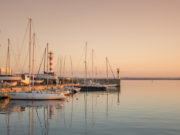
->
8, 91, 66, 100
0, 76, 21, 81
104, 84, 118, 87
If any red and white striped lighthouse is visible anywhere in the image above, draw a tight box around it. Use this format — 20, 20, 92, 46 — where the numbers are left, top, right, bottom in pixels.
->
49, 52, 53, 72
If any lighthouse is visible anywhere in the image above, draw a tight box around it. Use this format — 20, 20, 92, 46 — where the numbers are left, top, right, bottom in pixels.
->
49, 52, 53, 73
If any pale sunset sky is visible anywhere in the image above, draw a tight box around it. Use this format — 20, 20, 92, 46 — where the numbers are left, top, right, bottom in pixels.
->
0, 0, 180, 77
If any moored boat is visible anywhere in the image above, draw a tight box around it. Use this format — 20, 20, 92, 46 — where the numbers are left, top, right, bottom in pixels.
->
8, 90, 66, 100
79, 83, 106, 91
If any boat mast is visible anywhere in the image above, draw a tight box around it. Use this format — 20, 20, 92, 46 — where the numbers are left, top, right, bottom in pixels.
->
28, 18, 32, 91
92, 49, 94, 83
32, 33, 35, 89
95, 66, 97, 83
63, 56, 66, 85
46, 43, 49, 73
29, 18, 32, 78
59, 56, 62, 77
70, 56, 73, 84
84, 42, 87, 84
46, 43, 49, 87
44, 48, 46, 73
106, 57, 109, 82
6, 38, 10, 75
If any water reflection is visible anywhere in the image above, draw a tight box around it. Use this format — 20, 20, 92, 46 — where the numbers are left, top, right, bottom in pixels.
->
1, 90, 121, 135
0, 99, 65, 135
80, 87, 121, 135
1, 81, 180, 135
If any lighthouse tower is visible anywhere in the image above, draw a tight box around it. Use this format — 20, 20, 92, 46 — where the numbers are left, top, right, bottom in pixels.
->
49, 52, 53, 73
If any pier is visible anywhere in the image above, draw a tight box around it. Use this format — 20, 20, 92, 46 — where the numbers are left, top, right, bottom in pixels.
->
0, 78, 120, 95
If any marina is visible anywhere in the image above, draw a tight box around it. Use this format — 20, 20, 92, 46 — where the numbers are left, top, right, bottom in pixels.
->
0, 18, 120, 100
1, 1, 180, 135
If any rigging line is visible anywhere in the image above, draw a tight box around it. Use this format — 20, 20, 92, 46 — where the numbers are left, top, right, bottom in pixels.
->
58, 56, 61, 76
74, 44, 86, 78
107, 59, 115, 79
55, 56, 59, 75
21, 48, 29, 73
1, 46, 7, 67
35, 108, 45, 135
70, 56, 74, 84
32, 21, 43, 57
9, 40, 22, 71
35, 33, 43, 57
2, 43, 6, 67
10, 42, 20, 72
38, 49, 46, 74
59, 56, 63, 77
17, 22, 29, 71
63, 56, 66, 78
34, 33, 42, 74
31, 21, 43, 74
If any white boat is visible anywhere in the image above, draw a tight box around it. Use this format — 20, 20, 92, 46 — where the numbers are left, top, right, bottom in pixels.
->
0, 76, 21, 81
8, 90, 66, 100
34, 79, 43, 84
6, 81, 18, 87
20, 74, 30, 85
64, 86, 81, 93
0, 75, 20, 87
104, 84, 118, 87
79, 82, 107, 91
0, 40, 20, 87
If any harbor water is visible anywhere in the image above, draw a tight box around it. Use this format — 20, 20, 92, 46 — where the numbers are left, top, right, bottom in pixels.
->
0, 80, 180, 135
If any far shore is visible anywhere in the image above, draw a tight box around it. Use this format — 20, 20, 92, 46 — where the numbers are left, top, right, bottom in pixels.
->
121, 77, 180, 80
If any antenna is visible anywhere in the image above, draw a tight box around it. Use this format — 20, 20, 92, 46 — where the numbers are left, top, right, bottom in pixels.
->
92, 49, 94, 83
84, 42, 87, 84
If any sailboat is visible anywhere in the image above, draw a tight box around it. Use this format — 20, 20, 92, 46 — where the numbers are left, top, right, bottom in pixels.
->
79, 43, 106, 91
64, 56, 81, 93
8, 90, 65, 100
0, 39, 21, 87
104, 57, 119, 88
8, 18, 66, 100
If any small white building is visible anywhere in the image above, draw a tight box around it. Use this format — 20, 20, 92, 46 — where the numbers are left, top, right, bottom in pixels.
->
0, 67, 12, 75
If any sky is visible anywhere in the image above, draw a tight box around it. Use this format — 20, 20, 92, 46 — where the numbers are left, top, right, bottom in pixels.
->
0, 0, 180, 77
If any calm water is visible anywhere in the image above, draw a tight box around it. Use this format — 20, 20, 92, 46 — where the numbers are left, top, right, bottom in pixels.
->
0, 80, 180, 135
